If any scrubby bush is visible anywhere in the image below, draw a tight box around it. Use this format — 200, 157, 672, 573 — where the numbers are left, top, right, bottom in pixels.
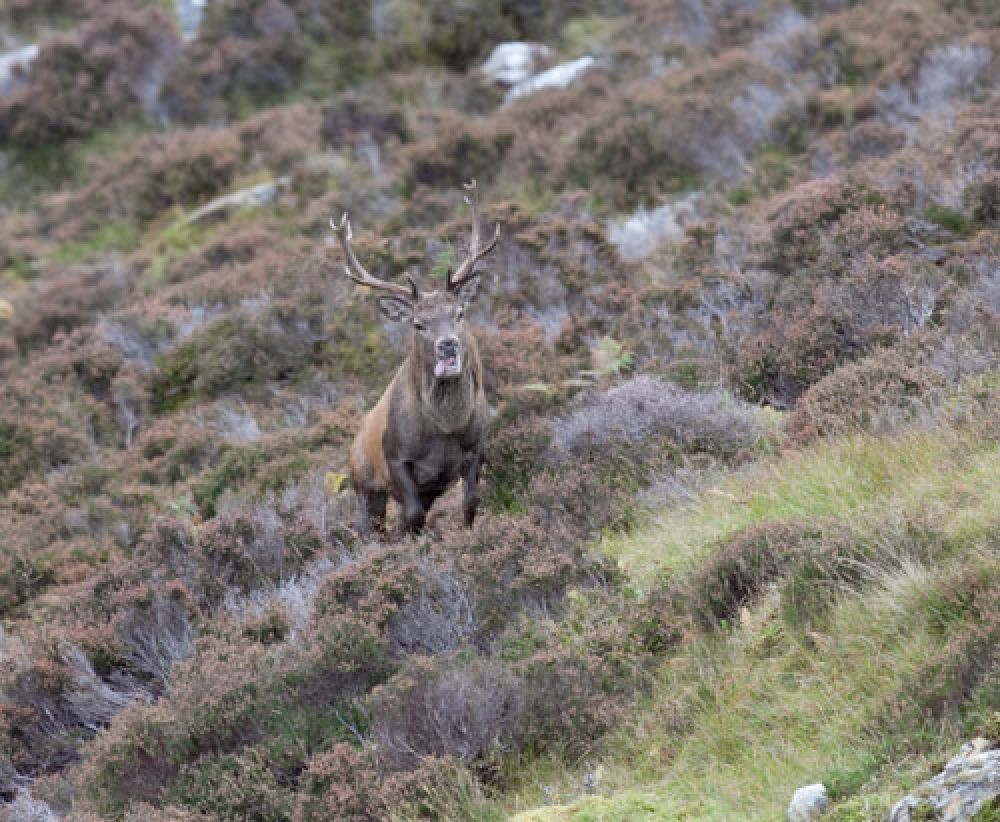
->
321, 93, 410, 151
239, 103, 322, 175
160, 1, 307, 122
421, 0, 518, 70
759, 179, 886, 274
161, 0, 373, 121
4, 0, 91, 28
737, 300, 876, 406
551, 376, 766, 458
370, 657, 523, 771
685, 521, 825, 627
788, 348, 944, 443
564, 94, 713, 210
0, 6, 179, 145
293, 743, 470, 822
193, 507, 322, 607
151, 308, 322, 412
164, 748, 292, 821
10, 260, 130, 351
131, 129, 242, 221
0, 394, 88, 493
884, 563, 1000, 729
403, 114, 516, 192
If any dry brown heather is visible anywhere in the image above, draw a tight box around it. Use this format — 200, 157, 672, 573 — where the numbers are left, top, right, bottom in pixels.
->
0, 0, 999, 818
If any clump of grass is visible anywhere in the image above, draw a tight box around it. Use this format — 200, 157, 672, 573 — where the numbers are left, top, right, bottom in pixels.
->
926, 203, 974, 236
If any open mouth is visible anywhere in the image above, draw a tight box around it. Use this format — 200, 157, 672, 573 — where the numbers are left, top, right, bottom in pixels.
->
434, 352, 462, 378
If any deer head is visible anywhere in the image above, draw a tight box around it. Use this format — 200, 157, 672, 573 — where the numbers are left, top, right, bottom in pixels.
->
331, 180, 500, 382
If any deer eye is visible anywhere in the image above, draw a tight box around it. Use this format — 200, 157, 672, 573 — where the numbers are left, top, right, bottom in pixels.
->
456, 307, 465, 321
412, 320, 426, 331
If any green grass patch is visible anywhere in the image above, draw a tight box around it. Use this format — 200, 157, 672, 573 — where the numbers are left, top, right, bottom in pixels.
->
0, 121, 147, 207
52, 220, 142, 264
926, 204, 974, 237
503, 423, 1000, 821
604, 430, 999, 586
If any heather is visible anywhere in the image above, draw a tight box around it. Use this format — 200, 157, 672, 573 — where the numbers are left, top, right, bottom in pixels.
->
0, 0, 999, 819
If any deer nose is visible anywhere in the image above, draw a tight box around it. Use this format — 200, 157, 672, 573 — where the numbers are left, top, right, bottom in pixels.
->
436, 336, 459, 357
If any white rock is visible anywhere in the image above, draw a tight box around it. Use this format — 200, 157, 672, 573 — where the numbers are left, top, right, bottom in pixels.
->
506, 56, 597, 102
179, 177, 290, 226
788, 783, 829, 821
0, 43, 38, 96
174, 0, 209, 41
889, 738, 1000, 821
480, 42, 553, 88
5, 791, 58, 822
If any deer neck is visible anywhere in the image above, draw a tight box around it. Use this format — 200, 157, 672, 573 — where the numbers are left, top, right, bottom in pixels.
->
408, 347, 480, 434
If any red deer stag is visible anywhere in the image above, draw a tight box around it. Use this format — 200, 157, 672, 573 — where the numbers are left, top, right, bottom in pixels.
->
331, 180, 500, 535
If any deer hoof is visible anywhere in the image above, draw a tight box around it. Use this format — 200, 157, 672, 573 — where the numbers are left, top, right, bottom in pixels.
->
404, 505, 426, 533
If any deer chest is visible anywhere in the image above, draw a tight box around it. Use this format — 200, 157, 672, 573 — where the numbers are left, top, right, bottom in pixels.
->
411, 436, 466, 489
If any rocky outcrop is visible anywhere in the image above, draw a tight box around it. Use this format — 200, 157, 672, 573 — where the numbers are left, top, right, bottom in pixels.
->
506, 56, 597, 102
174, 0, 209, 41
0, 43, 37, 97
480, 42, 554, 88
178, 176, 290, 226
890, 738, 1000, 821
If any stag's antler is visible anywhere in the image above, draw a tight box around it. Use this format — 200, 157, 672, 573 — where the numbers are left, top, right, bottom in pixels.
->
447, 180, 501, 292
330, 214, 418, 301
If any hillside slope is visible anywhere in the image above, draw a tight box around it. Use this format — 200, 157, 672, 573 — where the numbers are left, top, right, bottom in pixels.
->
0, 1, 998, 819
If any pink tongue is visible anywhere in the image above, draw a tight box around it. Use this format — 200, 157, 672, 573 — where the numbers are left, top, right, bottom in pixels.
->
435, 358, 456, 377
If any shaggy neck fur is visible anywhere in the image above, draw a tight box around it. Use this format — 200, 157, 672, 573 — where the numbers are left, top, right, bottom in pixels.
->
407, 340, 481, 434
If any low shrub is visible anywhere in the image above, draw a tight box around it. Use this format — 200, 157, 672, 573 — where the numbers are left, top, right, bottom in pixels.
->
369, 657, 523, 771
563, 93, 713, 210
759, 179, 886, 275
320, 92, 410, 151
788, 348, 944, 443
11, 260, 131, 352
737, 301, 875, 407
882, 563, 1000, 733
0, 397, 87, 493
0, 6, 179, 145
150, 308, 322, 412
403, 114, 515, 192
293, 743, 468, 822
161, 0, 373, 122
551, 376, 766, 458
193, 508, 322, 607
131, 129, 242, 222
163, 748, 292, 822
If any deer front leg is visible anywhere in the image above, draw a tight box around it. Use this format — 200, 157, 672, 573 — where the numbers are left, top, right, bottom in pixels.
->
388, 458, 425, 533
461, 450, 482, 528
357, 490, 387, 538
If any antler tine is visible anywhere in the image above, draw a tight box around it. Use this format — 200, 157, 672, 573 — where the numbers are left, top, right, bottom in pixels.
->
330, 213, 416, 302
448, 180, 501, 291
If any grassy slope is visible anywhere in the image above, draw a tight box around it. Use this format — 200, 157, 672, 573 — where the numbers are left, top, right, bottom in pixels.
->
509, 419, 1000, 820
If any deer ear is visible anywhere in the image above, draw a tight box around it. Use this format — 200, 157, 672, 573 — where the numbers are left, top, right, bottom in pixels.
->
377, 296, 413, 323
456, 273, 481, 305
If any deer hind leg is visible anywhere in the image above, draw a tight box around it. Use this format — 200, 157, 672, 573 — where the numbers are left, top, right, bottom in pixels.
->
357, 490, 388, 538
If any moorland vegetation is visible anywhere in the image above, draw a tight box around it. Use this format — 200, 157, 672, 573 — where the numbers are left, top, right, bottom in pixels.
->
1, 0, 999, 819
